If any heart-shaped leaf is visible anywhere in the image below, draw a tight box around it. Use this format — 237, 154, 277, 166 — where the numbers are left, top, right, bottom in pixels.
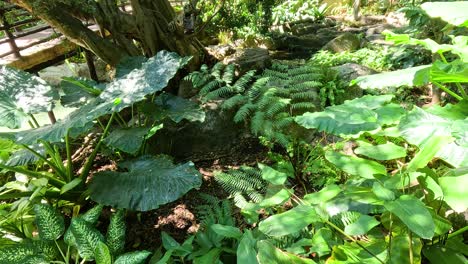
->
89, 155, 202, 211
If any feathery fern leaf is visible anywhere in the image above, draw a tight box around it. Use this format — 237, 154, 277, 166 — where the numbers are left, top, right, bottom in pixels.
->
221, 94, 248, 110
222, 63, 236, 85
234, 103, 256, 123
34, 204, 65, 241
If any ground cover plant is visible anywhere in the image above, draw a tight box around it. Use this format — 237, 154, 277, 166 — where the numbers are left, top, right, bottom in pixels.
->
0, 0, 467, 263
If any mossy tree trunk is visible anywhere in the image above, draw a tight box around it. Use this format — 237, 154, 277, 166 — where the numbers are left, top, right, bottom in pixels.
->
11, 0, 205, 67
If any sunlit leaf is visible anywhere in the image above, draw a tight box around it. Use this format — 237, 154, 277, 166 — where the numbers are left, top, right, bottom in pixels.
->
258, 205, 320, 237
344, 215, 380, 236
421, 2, 468, 27
438, 173, 468, 212
384, 195, 435, 239
303, 184, 342, 204
354, 142, 406, 161
325, 151, 387, 179
352, 65, 431, 90
257, 240, 316, 264
258, 163, 288, 185
389, 234, 422, 264
0, 66, 56, 129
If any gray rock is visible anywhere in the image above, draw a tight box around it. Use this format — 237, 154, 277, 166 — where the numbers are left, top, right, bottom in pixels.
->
206, 44, 236, 61
148, 100, 250, 160
332, 63, 376, 102
322, 32, 362, 53
290, 23, 327, 35
223, 48, 271, 74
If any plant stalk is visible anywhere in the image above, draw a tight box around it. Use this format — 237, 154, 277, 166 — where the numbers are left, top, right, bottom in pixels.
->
80, 113, 115, 179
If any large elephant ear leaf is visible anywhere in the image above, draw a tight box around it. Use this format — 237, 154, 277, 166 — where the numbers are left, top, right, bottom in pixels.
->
153, 92, 205, 123
398, 106, 468, 168
89, 155, 202, 211
13, 99, 113, 144
0, 66, 56, 129
100, 51, 191, 112
103, 127, 152, 155
60, 77, 104, 107
421, 2, 468, 27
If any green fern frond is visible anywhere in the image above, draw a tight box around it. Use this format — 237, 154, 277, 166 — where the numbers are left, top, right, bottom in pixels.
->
290, 73, 324, 83
329, 211, 361, 230
263, 69, 288, 80
291, 91, 318, 101
270, 132, 290, 148
251, 111, 266, 135
211, 62, 225, 79
265, 100, 289, 118
199, 79, 222, 96
274, 117, 294, 129
221, 94, 248, 110
114, 251, 151, 264
222, 63, 236, 85
249, 78, 271, 100
205, 85, 239, 100
69, 218, 106, 260
271, 62, 289, 72
233, 70, 256, 90
214, 168, 267, 203
291, 102, 316, 112
106, 209, 126, 256
288, 66, 321, 76
234, 103, 256, 123
34, 204, 65, 241
292, 81, 322, 91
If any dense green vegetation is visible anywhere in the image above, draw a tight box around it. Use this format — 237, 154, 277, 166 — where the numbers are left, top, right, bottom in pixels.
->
0, 0, 467, 263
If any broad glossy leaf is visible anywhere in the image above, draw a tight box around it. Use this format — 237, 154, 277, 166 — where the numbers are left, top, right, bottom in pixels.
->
193, 248, 221, 264
421, 2, 468, 27
354, 142, 406, 161
352, 65, 431, 90
344, 215, 380, 236
103, 127, 151, 155
384, 195, 435, 239
325, 151, 387, 179
372, 182, 395, 201
259, 188, 291, 207
399, 107, 468, 168
258, 205, 320, 236
328, 240, 387, 264
115, 56, 148, 78
153, 93, 205, 123
237, 230, 258, 264
303, 184, 342, 204
210, 224, 242, 239
389, 234, 422, 264
258, 163, 287, 185
257, 240, 316, 264
406, 135, 453, 172
13, 100, 112, 144
0, 66, 56, 128
431, 60, 468, 83
100, 51, 191, 112
426, 100, 468, 120
309, 228, 334, 257
60, 77, 103, 107
161, 232, 180, 250
295, 95, 399, 136
422, 245, 468, 264
89, 155, 202, 211
95, 242, 112, 264
438, 174, 468, 212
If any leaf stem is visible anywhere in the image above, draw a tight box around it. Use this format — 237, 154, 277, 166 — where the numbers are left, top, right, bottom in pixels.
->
65, 130, 73, 182
432, 81, 463, 101
0, 163, 65, 188
80, 113, 115, 179
326, 220, 386, 264
29, 114, 40, 127
21, 144, 68, 182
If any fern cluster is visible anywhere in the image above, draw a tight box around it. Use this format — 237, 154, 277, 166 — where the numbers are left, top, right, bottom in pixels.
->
224, 62, 325, 147
184, 62, 256, 101
214, 166, 268, 208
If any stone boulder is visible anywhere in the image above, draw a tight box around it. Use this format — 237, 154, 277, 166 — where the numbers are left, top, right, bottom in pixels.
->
223, 48, 271, 74
205, 44, 236, 61
148, 101, 255, 160
322, 32, 361, 53
331, 63, 376, 102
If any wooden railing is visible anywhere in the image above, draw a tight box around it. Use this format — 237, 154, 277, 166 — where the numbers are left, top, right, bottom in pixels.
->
0, 2, 52, 58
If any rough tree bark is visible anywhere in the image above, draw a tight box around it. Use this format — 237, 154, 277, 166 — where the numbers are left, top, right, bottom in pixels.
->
11, 0, 206, 67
